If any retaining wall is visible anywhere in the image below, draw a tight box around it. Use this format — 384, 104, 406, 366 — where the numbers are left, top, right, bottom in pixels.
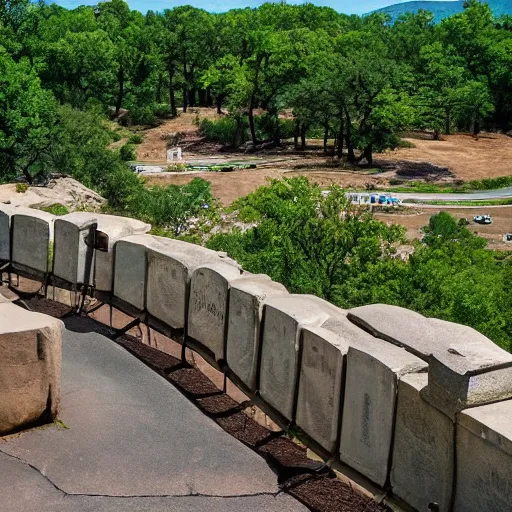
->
2, 206, 512, 512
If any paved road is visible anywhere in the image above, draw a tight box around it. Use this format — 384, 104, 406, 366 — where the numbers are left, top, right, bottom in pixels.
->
394, 186, 512, 203
0, 320, 306, 512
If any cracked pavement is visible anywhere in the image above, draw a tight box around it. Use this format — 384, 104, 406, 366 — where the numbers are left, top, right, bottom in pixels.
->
0, 326, 307, 512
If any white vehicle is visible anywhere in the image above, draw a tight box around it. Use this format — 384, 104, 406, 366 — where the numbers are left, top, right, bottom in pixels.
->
473, 214, 492, 225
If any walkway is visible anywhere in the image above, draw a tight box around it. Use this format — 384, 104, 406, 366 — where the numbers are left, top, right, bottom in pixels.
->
0, 320, 306, 512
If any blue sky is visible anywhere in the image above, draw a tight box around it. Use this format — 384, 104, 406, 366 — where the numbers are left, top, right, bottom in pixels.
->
49, 0, 458, 16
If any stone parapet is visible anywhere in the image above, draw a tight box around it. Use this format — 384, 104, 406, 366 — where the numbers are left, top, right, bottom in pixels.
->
3, 206, 512, 511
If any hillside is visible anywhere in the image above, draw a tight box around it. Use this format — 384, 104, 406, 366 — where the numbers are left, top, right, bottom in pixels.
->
373, 0, 512, 21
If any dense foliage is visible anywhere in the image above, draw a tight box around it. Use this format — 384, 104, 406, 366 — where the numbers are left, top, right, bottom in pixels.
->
208, 179, 512, 351
1, 0, 512, 170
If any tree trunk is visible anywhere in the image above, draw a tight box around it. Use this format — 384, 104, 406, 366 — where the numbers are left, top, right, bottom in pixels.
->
206, 88, 213, 107
323, 123, 329, 155
188, 87, 196, 108
168, 68, 177, 117
156, 73, 163, 104
445, 107, 451, 135
182, 86, 188, 113
294, 120, 300, 150
248, 104, 257, 145
337, 114, 344, 159
115, 65, 124, 116
345, 108, 356, 163
433, 129, 440, 140
473, 119, 480, 137
300, 124, 306, 150
197, 88, 206, 107
358, 144, 373, 165
216, 96, 222, 115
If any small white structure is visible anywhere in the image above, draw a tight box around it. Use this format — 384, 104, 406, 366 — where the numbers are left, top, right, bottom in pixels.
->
166, 147, 182, 163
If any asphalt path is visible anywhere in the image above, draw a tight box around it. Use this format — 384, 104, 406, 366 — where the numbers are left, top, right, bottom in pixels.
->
0, 320, 306, 512
393, 186, 512, 203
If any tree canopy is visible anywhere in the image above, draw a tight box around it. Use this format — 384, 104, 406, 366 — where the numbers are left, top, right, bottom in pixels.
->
1, 0, 511, 166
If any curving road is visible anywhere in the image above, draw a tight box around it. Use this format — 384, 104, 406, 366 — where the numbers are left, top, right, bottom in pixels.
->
394, 186, 512, 203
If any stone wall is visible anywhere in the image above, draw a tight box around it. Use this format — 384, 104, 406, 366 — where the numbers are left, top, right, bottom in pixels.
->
0, 296, 63, 435
2, 206, 512, 512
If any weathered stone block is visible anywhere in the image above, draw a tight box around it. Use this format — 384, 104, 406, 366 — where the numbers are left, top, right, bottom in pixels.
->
53, 213, 96, 286
347, 304, 442, 359
0, 302, 63, 435
259, 295, 342, 420
0, 204, 26, 262
11, 210, 55, 275
348, 305, 512, 420
53, 212, 150, 291
295, 315, 379, 454
454, 400, 512, 512
225, 276, 288, 390
113, 234, 156, 312
391, 373, 454, 512
340, 340, 427, 487
188, 262, 244, 361
422, 319, 512, 419
146, 238, 239, 332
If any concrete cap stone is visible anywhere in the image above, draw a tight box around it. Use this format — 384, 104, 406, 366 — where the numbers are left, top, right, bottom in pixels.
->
423, 319, 512, 418
53, 213, 150, 289
454, 399, 512, 511
11, 209, 56, 274
340, 340, 427, 486
259, 294, 344, 420
188, 262, 244, 361
0, 302, 63, 435
458, 400, 512, 456
226, 276, 288, 390
390, 372, 454, 512
145, 237, 240, 331
347, 304, 442, 359
296, 324, 348, 453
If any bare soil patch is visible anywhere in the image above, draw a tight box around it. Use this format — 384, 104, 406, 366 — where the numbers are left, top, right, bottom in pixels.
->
381, 133, 512, 181
375, 206, 512, 248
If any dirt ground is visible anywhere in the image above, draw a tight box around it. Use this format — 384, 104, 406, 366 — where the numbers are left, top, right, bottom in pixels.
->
383, 132, 512, 181
135, 110, 512, 243
375, 206, 512, 248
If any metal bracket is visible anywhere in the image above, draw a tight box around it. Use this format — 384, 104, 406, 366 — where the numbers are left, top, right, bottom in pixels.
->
84, 230, 109, 252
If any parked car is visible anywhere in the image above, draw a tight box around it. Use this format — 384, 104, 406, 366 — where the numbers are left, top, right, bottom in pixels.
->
473, 214, 492, 225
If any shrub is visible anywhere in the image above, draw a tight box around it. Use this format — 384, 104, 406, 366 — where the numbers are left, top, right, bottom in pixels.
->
122, 105, 158, 127
16, 183, 28, 193
128, 134, 144, 144
120, 143, 136, 162
199, 116, 246, 146
41, 204, 69, 216
165, 163, 187, 172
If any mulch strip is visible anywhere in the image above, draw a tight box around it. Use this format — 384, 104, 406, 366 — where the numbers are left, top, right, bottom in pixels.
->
25, 299, 388, 512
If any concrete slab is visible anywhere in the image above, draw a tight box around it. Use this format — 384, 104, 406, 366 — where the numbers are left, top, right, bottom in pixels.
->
113, 234, 156, 312
422, 318, 512, 419
454, 400, 512, 512
295, 315, 378, 455
348, 305, 512, 419
53, 213, 150, 290
226, 276, 288, 390
145, 238, 239, 333
339, 340, 427, 487
11, 210, 55, 275
0, 303, 62, 434
390, 373, 453, 512
0, 204, 33, 261
0, 451, 305, 512
259, 295, 342, 420
188, 263, 244, 361
347, 304, 442, 359
0, 324, 305, 508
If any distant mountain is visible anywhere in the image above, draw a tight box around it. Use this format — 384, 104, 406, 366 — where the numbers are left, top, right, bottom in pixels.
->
373, 0, 512, 21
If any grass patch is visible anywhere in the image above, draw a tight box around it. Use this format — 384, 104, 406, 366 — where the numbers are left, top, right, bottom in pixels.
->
41, 203, 69, 215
